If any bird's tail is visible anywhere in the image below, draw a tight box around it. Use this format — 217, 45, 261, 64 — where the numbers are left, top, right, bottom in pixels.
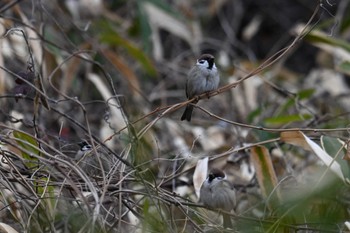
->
222, 213, 233, 229
180, 105, 194, 121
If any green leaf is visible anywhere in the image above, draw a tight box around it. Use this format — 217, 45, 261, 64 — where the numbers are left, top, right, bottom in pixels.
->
142, 197, 167, 232
321, 136, 350, 180
98, 21, 157, 77
264, 114, 312, 125
247, 107, 263, 124
305, 30, 350, 52
13, 130, 40, 169
338, 61, 350, 76
279, 89, 315, 113
35, 177, 56, 211
297, 88, 315, 99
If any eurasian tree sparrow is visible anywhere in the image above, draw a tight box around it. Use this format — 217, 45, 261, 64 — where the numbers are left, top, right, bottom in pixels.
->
75, 141, 113, 177
181, 54, 220, 122
199, 168, 236, 228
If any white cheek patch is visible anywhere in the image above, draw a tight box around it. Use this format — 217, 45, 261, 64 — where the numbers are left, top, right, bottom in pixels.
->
196, 60, 209, 68
82, 145, 92, 151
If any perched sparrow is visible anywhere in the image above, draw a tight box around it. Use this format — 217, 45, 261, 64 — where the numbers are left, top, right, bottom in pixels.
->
181, 54, 220, 121
199, 169, 236, 228
75, 141, 114, 177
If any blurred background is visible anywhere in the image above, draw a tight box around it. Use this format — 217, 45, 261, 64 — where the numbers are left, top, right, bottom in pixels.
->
1, 0, 350, 232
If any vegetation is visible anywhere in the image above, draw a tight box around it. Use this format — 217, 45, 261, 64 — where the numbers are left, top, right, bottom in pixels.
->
0, 0, 350, 232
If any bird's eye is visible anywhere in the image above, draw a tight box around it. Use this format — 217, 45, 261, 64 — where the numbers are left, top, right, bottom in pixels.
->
199, 60, 205, 64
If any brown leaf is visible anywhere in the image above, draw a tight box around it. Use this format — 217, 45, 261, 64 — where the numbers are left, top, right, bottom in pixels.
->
280, 131, 311, 151
101, 49, 143, 101
251, 146, 280, 209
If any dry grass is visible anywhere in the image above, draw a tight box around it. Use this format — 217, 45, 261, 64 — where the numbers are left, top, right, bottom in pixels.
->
0, 1, 350, 232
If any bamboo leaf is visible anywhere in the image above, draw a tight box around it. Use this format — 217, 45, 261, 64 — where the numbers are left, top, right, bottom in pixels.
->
264, 114, 312, 125
281, 131, 345, 182
251, 146, 280, 209
101, 49, 143, 101
280, 131, 311, 151
193, 157, 209, 199
98, 21, 157, 76
13, 130, 39, 169
321, 136, 350, 180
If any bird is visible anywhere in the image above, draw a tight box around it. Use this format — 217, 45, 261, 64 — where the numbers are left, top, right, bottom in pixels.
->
74, 141, 114, 177
199, 168, 236, 228
181, 54, 220, 122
